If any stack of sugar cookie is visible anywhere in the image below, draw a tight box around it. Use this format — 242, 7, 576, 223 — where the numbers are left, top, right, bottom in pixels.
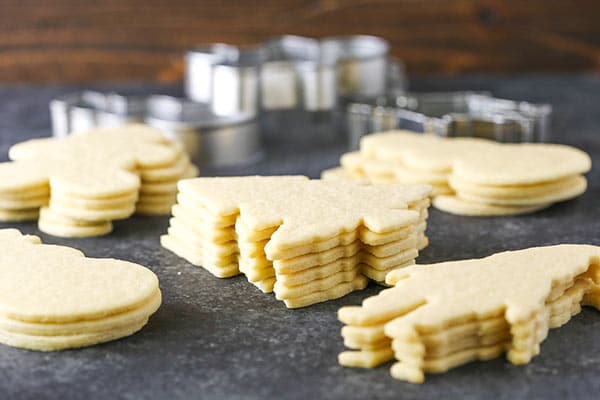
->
0, 229, 161, 351
0, 124, 197, 237
137, 142, 199, 216
338, 151, 453, 196
0, 162, 50, 222
338, 244, 600, 383
161, 176, 432, 307
322, 130, 591, 216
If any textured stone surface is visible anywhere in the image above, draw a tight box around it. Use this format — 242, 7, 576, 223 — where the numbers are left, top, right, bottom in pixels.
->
0, 75, 598, 399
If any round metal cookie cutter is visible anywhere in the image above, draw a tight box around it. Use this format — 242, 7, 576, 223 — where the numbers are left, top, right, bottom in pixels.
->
50, 91, 146, 137
145, 95, 262, 167
184, 44, 266, 117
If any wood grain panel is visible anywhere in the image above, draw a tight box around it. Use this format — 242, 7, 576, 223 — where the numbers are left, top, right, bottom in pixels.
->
1, 0, 599, 82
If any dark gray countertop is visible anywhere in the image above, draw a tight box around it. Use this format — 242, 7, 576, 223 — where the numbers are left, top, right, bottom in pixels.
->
0, 75, 598, 400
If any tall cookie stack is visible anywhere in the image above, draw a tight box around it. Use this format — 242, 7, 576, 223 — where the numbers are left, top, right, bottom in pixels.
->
161, 176, 432, 307
322, 130, 591, 216
136, 142, 199, 216
0, 124, 197, 237
337, 245, 600, 383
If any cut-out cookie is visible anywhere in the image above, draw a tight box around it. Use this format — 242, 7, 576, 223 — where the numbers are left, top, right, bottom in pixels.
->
454, 175, 587, 206
433, 196, 552, 216
161, 176, 431, 307
323, 130, 591, 216
338, 244, 600, 383
1, 124, 198, 237
0, 229, 161, 350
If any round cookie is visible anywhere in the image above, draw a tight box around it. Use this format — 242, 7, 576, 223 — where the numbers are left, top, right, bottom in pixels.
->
0, 319, 149, 351
51, 191, 138, 210
451, 143, 592, 186
0, 161, 51, 193
455, 176, 587, 206
0, 290, 161, 336
49, 201, 136, 221
0, 195, 48, 210
0, 186, 50, 199
39, 207, 108, 227
449, 175, 584, 199
0, 241, 159, 323
38, 218, 113, 238
140, 156, 190, 183
433, 195, 552, 216
0, 208, 39, 222
50, 164, 141, 199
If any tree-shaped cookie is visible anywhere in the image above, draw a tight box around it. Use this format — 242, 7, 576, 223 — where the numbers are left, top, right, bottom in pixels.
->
0, 228, 161, 350
162, 176, 432, 307
338, 244, 600, 383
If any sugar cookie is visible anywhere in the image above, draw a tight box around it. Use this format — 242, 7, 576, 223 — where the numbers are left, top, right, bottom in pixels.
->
0, 229, 161, 351
324, 130, 591, 216
162, 176, 432, 306
338, 244, 600, 383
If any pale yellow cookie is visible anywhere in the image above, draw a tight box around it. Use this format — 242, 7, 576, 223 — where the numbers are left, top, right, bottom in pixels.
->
137, 193, 177, 205
163, 176, 431, 307
338, 244, 600, 383
50, 191, 138, 210
0, 318, 149, 351
433, 195, 552, 216
0, 161, 51, 193
0, 195, 48, 210
326, 130, 591, 217
0, 229, 160, 323
0, 290, 161, 336
448, 174, 583, 198
0, 229, 161, 351
274, 269, 360, 300
49, 200, 136, 221
283, 275, 369, 309
140, 155, 191, 183
140, 181, 179, 195
455, 175, 587, 206
2, 124, 195, 237
160, 234, 239, 278
39, 217, 113, 238
320, 166, 366, 182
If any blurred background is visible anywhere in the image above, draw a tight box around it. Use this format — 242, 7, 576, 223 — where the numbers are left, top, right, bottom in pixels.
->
3, 0, 599, 83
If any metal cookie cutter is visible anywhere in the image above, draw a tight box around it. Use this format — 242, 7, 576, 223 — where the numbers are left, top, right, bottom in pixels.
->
321, 35, 393, 101
185, 35, 405, 113
184, 44, 265, 117
50, 91, 146, 137
346, 92, 552, 149
261, 35, 333, 111
145, 95, 262, 167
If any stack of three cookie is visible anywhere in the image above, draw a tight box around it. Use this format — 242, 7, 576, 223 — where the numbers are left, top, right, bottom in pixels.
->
0, 229, 161, 351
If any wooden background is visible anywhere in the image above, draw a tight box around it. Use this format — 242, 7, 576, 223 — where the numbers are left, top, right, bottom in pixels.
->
2, 0, 600, 83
